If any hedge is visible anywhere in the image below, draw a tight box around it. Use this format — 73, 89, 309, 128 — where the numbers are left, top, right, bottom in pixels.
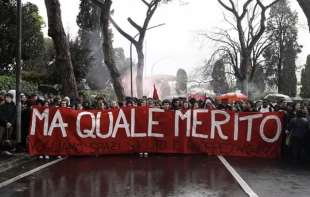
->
0, 75, 38, 94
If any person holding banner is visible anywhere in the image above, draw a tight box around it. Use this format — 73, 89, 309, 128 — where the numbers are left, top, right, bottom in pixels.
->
287, 109, 310, 162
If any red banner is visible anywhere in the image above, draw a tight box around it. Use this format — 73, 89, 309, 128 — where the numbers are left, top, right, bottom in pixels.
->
28, 107, 285, 158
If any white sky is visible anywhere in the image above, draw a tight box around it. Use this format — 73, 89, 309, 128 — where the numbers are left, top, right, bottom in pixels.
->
27, 0, 310, 78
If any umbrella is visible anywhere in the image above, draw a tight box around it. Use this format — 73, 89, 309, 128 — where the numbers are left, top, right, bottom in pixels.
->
187, 88, 215, 101
216, 92, 248, 103
38, 85, 59, 95
264, 93, 292, 103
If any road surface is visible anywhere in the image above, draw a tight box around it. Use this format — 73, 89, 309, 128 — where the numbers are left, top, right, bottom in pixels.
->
0, 155, 309, 197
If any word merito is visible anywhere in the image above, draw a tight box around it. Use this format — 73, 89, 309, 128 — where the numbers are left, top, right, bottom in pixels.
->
30, 107, 283, 143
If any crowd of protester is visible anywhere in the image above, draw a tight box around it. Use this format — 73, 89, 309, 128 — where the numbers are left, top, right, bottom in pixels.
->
0, 90, 309, 163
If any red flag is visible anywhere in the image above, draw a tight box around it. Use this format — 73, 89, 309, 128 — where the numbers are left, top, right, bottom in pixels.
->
153, 84, 159, 100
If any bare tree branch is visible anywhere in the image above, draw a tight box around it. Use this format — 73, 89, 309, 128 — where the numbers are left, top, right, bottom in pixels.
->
110, 17, 138, 45
141, 0, 150, 6
128, 17, 143, 32
240, 0, 254, 19
218, 0, 234, 12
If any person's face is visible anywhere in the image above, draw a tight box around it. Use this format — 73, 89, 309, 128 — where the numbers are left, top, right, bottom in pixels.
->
0, 95, 4, 103
183, 102, 189, 109
5, 96, 12, 103
263, 101, 268, 107
77, 104, 83, 110
148, 100, 154, 107
112, 101, 118, 108
61, 101, 67, 107
281, 102, 287, 108
141, 100, 147, 107
163, 103, 170, 110
44, 102, 49, 107
193, 102, 199, 109
100, 102, 107, 109
21, 95, 27, 102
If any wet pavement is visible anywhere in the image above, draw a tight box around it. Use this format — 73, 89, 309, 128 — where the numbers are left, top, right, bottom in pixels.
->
227, 157, 310, 197
0, 155, 309, 197
0, 155, 246, 197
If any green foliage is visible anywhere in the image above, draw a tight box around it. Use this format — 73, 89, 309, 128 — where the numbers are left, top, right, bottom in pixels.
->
0, 1, 44, 73
300, 55, 310, 98
76, 0, 132, 91
211, 59, 229, 95
77, 0, 101, 31
0, 75, 37, 94
22, 71, 47, 84
70, 37, 92, 83
264, 0, 300, 96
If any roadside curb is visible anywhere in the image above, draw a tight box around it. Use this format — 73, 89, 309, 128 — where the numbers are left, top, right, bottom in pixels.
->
0, 154, 36, 174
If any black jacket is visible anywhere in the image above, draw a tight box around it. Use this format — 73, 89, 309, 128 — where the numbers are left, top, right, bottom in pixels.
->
288, 117, 310, 139
0, 102, 16, 127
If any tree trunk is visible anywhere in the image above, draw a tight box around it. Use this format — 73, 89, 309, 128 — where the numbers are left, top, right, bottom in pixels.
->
240, 78, 249, 96
100, 0, 125, 101
297, 0, 310, 32
136, 48, 144, 98
44, 0, 78, 98
239, 53, 251, 96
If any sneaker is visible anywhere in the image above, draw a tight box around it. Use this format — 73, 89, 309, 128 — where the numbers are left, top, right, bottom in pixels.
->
139, 153, 143, 157
57, 156, 62, 159
39, 156, 44, 159
144, 152, 148, 157
45, 155, 50, 160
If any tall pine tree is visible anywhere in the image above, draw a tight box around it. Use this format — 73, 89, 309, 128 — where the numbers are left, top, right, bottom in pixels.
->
301, 55, 310, 98
264, 0, 301, 97
211, 59, 229, 95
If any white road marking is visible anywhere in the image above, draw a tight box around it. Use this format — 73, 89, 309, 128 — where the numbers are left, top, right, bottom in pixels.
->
0, 157, 66, 189
217, 155, 259, 197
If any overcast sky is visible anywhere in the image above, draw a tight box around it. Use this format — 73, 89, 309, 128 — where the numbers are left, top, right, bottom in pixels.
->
27, 0, 310, 78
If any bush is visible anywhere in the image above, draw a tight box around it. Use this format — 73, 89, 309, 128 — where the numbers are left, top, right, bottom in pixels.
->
0, 75, 38, 94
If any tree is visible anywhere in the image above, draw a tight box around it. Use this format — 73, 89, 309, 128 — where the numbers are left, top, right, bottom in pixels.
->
297, 0, 310, 32
44, 0, 78, 98
209, 0, 280, 94
69, 37, 92, 84
77, 0, 110, 90
300, 55, 310, 98
110, 0, 161, 98
250, 64, 266, 98
160, 80, 171, 99
78, 1, 133, 91
89, 0, 125, 101
0, 1, 44, 73
211, 59, 229, 95
264, 0, 300, 96
176, 69, 188, 95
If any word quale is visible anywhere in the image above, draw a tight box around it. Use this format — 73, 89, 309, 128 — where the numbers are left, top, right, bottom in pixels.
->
30, 107, 282, 143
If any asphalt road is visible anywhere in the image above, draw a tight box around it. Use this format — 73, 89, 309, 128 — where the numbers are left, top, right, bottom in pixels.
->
0, 155, 309, 197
